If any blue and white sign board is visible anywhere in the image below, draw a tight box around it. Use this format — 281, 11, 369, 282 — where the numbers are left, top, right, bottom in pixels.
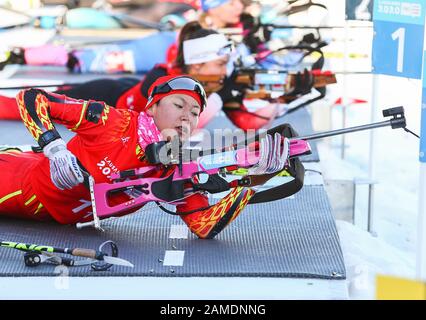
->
372, 0, 425, 79
421, 53, 426, 163
419, 51, 426, 280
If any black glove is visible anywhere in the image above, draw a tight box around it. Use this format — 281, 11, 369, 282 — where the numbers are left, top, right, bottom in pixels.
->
193, 174, 230, 194
216, 70, 251, 105
240, 13, 273, 54
287, 69, 314, 96
66, 52, 80, 72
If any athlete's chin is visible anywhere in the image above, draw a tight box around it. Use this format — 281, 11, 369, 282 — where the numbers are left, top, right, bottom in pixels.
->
178, 131, 190, 141
175, 126, 191, 141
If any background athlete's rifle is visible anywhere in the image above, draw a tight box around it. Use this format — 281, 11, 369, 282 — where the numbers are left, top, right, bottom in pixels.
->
194, 67, 336, 114
0, 69, 335, 100
238, 10, 371, 53
235, 44, 334, 116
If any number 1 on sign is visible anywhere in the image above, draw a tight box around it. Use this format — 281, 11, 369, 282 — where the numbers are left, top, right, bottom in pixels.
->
391, 27, 405, 73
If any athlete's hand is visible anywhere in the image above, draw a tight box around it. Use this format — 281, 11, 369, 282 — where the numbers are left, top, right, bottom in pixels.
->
248, 133, 290, 175
43, 139, 84, 190
216, 70, 250, 104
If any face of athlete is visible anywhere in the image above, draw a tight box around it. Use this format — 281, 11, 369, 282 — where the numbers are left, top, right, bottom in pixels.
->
208, 0, 244, 27
147, 93, 201, 141
188, 55, 229, 92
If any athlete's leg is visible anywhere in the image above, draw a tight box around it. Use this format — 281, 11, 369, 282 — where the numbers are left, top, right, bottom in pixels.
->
55, 78, 138, 106
0, 95, 20, 120
0, 150, 51, 221
224, 105, 278, 130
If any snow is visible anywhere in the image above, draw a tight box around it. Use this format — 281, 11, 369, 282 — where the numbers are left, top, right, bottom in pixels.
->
337, 220, 416, 300
315, 114, 420, 299
299, 0, 423, 299
311, 68, 421, 299
312, 44, 421, 301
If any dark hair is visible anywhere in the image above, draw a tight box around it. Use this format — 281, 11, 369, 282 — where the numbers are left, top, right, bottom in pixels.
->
175, 21, 218, 72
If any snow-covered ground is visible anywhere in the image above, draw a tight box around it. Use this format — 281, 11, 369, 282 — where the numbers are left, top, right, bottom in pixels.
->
264, 0, 422, 298
315, 74, 421, 300
307, 0, 422, 300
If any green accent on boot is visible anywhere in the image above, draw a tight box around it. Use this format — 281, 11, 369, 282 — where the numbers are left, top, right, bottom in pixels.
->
228, 168, 290, 177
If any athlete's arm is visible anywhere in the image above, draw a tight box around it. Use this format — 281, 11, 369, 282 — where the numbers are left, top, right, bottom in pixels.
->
16, 88, 129, 147
15, 88, 129, 190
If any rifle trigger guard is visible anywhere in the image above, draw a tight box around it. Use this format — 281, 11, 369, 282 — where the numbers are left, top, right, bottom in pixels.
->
192, 174, 231, 194
238, 176, 252, 187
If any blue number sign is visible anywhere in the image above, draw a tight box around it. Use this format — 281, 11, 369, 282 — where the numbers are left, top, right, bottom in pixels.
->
421, 53, 426, 163
372, 0, 425, 79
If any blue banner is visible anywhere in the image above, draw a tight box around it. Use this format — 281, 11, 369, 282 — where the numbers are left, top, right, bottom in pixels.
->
372, 0, 425, 79
421, 52, 426, 163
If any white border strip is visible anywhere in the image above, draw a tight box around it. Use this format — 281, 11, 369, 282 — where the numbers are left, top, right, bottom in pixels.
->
0, 277, 349, 300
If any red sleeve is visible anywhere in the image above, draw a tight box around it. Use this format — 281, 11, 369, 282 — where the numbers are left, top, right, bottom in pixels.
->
16, 89, 132, 145
224, 102, 274, 130
0, 95, 20, 120
166, 43, 178, 65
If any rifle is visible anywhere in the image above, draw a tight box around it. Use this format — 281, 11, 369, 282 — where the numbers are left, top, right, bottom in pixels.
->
194, 68, 336, 116
75, 107, 412, 231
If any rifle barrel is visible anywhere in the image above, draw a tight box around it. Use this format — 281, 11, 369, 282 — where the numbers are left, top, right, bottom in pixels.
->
188, 117, 402, 160
296, 120, 391, 141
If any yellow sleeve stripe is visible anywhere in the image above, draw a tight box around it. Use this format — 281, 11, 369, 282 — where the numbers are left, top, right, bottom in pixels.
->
71, 101, 88, 131
34, 202, 44, 215
0, 190, 22, 204
24, 194, 37, 206
0, 150, 23, 156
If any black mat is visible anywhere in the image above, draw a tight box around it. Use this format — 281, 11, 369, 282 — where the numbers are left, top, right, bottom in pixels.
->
0, 186, 345, 279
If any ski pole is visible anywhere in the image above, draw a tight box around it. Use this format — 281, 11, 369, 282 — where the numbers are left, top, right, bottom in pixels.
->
0, 239, 133, 267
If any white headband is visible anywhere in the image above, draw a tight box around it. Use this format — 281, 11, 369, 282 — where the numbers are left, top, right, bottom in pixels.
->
183, 33, 233, 65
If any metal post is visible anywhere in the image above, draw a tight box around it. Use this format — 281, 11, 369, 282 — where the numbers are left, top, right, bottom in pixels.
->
367, 74, 380, 234
341, 21, 349, 159
296, 119, 393, 141
417, 47, 426, 281
417, 163, 426, 281
352, 181, 357, 225
342, 104, 347, 159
